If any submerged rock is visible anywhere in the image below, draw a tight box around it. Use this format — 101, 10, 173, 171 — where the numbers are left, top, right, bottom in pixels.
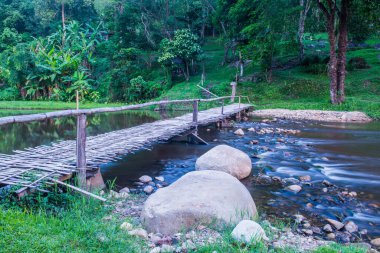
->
141, 170, 257, 235
195, 145, 252, 179
231, 220, 268, 244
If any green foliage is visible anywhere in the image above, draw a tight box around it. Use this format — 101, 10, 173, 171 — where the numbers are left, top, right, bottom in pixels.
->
0, 87, 19, 100
158, 29, 203, 81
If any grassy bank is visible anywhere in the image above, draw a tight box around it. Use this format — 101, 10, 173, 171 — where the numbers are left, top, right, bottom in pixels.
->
0, 101, 125, 110
0, 189, 368, 253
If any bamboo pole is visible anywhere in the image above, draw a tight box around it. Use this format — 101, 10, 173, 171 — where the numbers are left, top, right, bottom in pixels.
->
76, 114, 87, 189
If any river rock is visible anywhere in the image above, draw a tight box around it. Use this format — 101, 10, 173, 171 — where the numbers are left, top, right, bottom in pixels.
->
231, 220, 268, 244
144, 185, 154, 194
282, 178, 300, 185
155, 176, 165, 182
327, 233, 336, 239
195, 145, 252, 179
326, 219, 344, 230
120, 187, 130, 193
371, 238, 380, 247
234, 129, 245, 136
140, 175, 153, 183
344, 221, 358, 233
285, 185, 302, 193
335, 231, 351, 243
299, 175, 311, 182
141, 170, 257, 235
323, 224, 333, 233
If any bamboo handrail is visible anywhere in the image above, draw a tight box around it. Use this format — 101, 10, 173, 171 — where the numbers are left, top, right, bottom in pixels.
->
0, 96, 250, 126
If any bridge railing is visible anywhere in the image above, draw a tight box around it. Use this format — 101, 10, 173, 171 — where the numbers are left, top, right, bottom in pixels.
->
0, 95, 251, 189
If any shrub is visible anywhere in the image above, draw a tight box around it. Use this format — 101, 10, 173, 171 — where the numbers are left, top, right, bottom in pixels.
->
348, 57, 370, 70
0, 87, 19, 100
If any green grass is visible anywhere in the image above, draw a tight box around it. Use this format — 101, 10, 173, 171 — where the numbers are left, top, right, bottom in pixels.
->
0, 192, 146, 253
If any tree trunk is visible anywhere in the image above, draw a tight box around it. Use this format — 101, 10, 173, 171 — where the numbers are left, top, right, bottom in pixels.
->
61, 2, 65, 29
298, 0, 311, 61
185, 61, 190, 81
327, 12, 338, 104
336, 0, 349, 104
222, 42, 231, 65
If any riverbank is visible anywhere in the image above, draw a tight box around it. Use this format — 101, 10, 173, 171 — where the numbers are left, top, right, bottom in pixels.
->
249, 109, 372, 123
0, 190, 370, 253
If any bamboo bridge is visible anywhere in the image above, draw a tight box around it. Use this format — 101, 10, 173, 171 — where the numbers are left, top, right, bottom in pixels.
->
0, 96, 251, 199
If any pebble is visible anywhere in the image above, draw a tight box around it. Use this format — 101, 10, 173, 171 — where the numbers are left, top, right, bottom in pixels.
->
327, 233, 336, 239
144, 185, 154, 194
371, 238, 380, 247
120, 222, 133, 231
286, 185, 302, 193
359, 229, 368, 235
323, 224, 333, 233
277, 138, 285, 143
250, 140, 259, 145
335, 231, 351, 243
283, 178, 300, 185
299, 175, 311, 182
326, 218, 344, 230
344, 221, 358, 233
349, 191, 357, 197
155, 176, 165, 182
294, 214, 306, 223
234, 128, 245, 136
302, 229, 313, 236
128, 228, 148, 239
311, 227, 322, 235
306, 203, 313, 208
322, 188, 328, 193
303, 223, 311, 229
119, 187, 130, 193
182, 240, 196, 250
139, 175, 153, 183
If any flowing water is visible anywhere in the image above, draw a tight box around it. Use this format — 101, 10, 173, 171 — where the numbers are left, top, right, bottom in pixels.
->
1, 109, 379, 237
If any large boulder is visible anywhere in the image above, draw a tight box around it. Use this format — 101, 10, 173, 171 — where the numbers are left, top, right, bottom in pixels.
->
141, 170, 257, 235
195, 145, 252, 179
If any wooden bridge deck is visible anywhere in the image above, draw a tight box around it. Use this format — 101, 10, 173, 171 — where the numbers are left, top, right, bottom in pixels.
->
0, 103, 251, 189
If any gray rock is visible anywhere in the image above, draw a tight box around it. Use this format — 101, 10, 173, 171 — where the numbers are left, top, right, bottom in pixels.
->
140, 175, 153, 183
335, 231, 351, 243
302, 229, 313, 236
344, 221, 358, 233
323, 224, 333, 233
299, 175, 311, 182
161, 244, 175, 253
155, 176, 165, 182
120, 187, 130, 193
144, 185, 154, 194
327, 233, 335, 239
294, 214, 305, 223
195, 145, 252, 179
149, 247, 161, 253
231, 220, 269, 244
141, 171, 257, 235
285, 185, 302, 193
282, 178, 300, 185
234, 129, 245, 136
371, 238, 380, 247
326, 218, 344, 230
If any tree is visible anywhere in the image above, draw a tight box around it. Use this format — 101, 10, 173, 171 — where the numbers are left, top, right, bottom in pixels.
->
316, 0, 349, 104
158, 29, 203, 81
297, 0, 312, 61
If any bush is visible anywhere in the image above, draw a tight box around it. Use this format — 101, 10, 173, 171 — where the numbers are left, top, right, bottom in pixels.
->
348, 57, 370, 70
0, 87, 19, 100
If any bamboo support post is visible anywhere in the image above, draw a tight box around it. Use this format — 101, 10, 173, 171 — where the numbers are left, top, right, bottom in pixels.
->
76, 114, 87, 189
192, 100, 198, 123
